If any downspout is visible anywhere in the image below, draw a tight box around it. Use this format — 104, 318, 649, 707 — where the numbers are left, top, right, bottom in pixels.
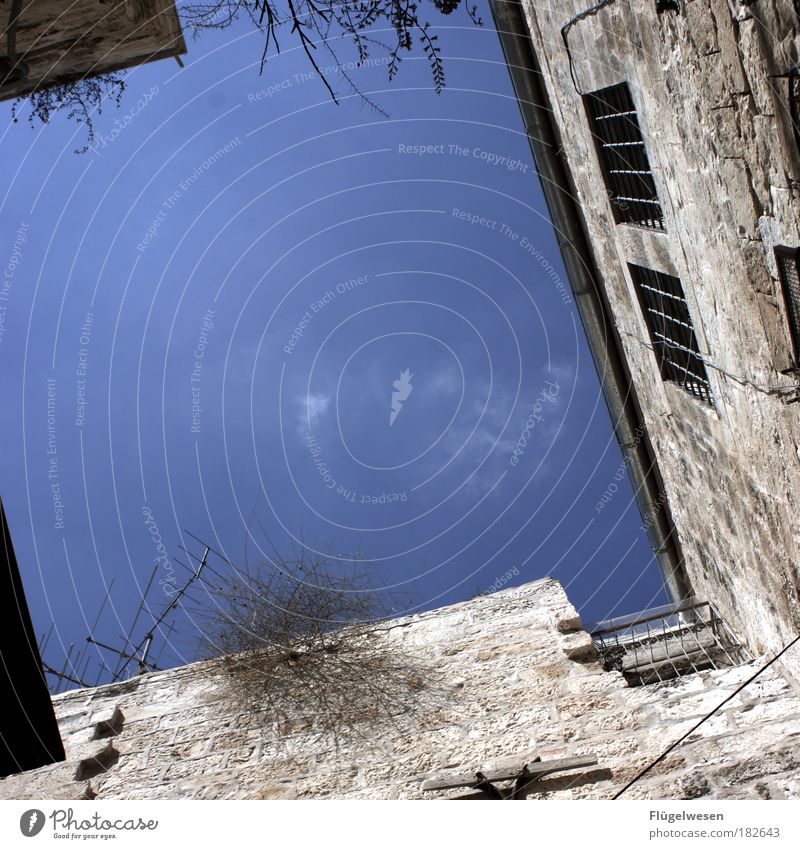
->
1, 0, 29, 84
490, 0, 691, 603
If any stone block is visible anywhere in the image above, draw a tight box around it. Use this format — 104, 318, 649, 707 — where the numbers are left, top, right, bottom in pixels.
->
657, 688, 739, 721
711, 747, 800, 785
734, 697, 800, 727
553, 604, 583, 633
248, 782, 298, 800
559, 630, 597, 661
686, 0, 720, 56
624, 769, 712, 800
562, 670, 626, 696
555, 695, 616, 720
162, 752, 229, 781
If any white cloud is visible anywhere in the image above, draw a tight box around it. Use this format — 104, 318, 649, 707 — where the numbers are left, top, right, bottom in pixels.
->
297, 392, 330, 433
423, 366, 462, 398
417, 363, 575, 493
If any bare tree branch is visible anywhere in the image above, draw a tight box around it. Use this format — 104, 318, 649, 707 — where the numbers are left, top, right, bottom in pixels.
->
194, 542, 443, 748
10, 1, 480, 149
182, 0, 483, 99
11, 72, 126, 153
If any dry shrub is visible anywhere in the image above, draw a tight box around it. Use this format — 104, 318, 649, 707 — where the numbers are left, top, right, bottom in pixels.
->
197, 547, 440, 746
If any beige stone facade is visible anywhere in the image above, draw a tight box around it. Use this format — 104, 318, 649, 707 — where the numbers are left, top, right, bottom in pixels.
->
500, 0, 800, 667
2, 580, 800, 800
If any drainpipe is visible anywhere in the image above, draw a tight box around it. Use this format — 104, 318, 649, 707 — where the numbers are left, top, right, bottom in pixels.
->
1, 0, 29, 84
490, 0, 691, 603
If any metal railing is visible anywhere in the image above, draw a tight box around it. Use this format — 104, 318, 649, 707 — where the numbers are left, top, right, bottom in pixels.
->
588, 599, 749, 686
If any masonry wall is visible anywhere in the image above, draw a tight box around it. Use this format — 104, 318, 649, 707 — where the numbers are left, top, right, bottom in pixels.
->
513, 0, 800, 667
2, 580, 800, 800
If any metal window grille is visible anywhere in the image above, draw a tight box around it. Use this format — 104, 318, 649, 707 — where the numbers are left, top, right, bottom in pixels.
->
588, 599, 749, 687
775, 246, 800, 363
585, 83, 666, 231
629, 263, 713, 405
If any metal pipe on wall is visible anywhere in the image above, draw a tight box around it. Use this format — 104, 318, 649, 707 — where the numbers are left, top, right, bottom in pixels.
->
489, 0, 691, 603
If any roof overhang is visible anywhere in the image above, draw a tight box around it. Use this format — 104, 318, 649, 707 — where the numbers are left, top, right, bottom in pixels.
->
1, 0, 186, 102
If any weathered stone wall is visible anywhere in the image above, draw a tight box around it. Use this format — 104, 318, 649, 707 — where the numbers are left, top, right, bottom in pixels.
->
2, 580, 800, 800
515, 0, 800, 668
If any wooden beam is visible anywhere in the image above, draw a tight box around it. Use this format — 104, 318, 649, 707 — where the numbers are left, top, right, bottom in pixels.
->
421, 754, 598, 792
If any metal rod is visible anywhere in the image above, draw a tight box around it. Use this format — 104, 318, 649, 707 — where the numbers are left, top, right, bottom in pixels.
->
138, 633, 154, 675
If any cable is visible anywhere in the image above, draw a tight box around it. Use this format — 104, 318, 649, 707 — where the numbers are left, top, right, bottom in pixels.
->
618, 327, 800, 398
561, 0, 618, 95
612, 632, 800, 798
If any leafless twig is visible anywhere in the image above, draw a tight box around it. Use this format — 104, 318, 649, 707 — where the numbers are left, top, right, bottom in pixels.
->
195, 542, 441, 748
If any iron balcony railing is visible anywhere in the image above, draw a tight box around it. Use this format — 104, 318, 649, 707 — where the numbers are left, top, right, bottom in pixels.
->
587, 598, 749, 686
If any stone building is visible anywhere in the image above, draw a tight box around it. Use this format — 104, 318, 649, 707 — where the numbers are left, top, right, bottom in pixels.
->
5, 0, 800, 802
1, 579, 799, 800
0, 0, 185, 100
492, 0, 800, 672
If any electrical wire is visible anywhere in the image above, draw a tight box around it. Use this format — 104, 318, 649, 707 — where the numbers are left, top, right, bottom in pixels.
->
612, 632, 800, 798
561, 0, 618, 95
618, 327, 800, 398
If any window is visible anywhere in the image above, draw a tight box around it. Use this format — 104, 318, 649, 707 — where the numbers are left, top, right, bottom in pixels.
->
629, 264, 713, 405
585, 83, 665, 230
775, 245, 800, 363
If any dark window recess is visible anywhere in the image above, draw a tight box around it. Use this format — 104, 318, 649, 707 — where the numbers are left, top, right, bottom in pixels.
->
629, 264, 713, 405
585, 83, 666, 230
788, 65, 800, 153
776, 246, 800, 363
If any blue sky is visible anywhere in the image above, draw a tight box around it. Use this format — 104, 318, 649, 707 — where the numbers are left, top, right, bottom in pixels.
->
0, 4, 667, 689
